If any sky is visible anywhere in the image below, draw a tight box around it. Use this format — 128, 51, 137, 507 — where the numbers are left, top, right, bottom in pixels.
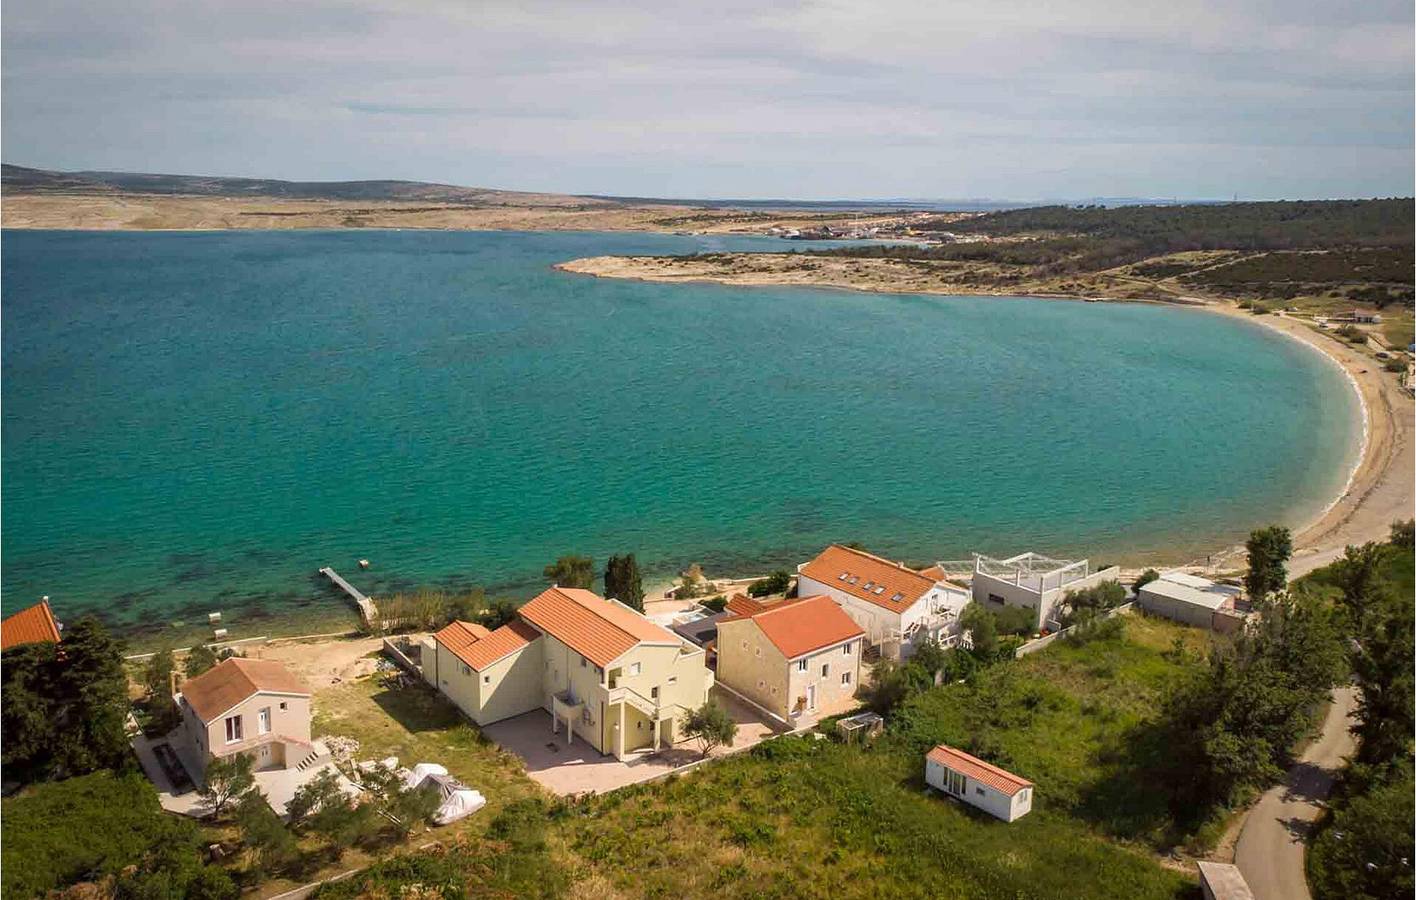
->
3, 0, 1413, 201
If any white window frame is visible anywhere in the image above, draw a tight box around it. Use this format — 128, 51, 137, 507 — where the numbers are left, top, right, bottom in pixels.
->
796, 659, 808, 672
841, 672, 851, 686
842, 642, 853, 655
257, 706, 271, 735
628, 662, 641, 676
821, 663, 829, 678
224, 715, 243, 744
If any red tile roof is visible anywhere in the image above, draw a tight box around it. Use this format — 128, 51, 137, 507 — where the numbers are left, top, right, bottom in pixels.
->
927, 744, 1032, 796
725, 593, 769, 617
721, 595, 864, 659
432, 620, 492, 666
799, 545, 939, 615
444, 619, 541, 670
516, 587, 678, 668
0, 600, 61, 651
180, 657, 310, 722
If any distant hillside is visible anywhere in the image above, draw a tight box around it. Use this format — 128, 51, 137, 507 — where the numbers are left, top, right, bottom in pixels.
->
0, 164, 611, 207
925, 199, 1415, 250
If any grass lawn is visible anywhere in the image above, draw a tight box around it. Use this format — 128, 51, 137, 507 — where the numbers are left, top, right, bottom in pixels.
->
256, 616, 1213, 898
559, 613, 1208, 899
249, 673, 548, 897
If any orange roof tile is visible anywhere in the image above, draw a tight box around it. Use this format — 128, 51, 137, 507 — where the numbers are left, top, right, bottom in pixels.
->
799, 545, 939, 615
462, 619, 541, 670
432, 620, 491, 664
0, 600, 61, 651
725, 593, 768, 617
180, 657, 310, 722
927, 744, 1032, 796
917, 565, 946, 580
721, 595, 864, 659
516, 587, 678, 668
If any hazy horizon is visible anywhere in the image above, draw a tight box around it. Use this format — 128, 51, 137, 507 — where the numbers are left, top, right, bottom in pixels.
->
4, 1, 1413, 202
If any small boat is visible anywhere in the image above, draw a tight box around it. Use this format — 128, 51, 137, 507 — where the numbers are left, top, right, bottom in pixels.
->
359, 559, 371, 569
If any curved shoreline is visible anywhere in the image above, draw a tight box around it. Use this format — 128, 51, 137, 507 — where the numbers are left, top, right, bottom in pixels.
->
557, 256, 1412, 577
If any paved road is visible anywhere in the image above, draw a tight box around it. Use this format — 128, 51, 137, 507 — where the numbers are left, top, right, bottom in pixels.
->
1234, 686, 1358, 900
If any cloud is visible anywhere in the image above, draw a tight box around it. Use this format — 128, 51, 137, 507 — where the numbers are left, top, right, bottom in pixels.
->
3, 0, 1411, 199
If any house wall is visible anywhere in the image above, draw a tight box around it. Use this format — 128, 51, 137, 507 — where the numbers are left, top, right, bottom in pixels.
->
785, 638, 861, 717
604, 641, 713, 752
204, 693, 311, 758
477, 640, 544, 725
973, 567, 1121, 631
540, 633, 614, 752
1136, 587, 1216, 628
715, 618, 792, 717
924, 757, 1030, 822
796, 575, 908, 644
431, 639, 486, 720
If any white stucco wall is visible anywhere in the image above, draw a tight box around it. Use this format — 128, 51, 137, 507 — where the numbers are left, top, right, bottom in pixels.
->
924, 757, 1032, 822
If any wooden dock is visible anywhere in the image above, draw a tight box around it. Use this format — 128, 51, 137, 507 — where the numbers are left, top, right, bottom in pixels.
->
320, 567, 378, 629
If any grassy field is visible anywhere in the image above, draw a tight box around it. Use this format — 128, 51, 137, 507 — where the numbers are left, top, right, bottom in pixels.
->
286, 615, 1214, 898
558, 613, 1208, 899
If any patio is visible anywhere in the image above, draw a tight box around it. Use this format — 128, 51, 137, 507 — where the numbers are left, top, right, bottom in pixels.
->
481, 687, 782, 795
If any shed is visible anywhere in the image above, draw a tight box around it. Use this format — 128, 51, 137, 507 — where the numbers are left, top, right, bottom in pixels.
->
924, 743, 1033, 822
1196, 861, 1255, 900
1137, 573, 1240, 629
835, 711, 884, 743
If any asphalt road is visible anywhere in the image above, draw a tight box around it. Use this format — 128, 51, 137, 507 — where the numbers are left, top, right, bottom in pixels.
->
1234, 686, 1358, 900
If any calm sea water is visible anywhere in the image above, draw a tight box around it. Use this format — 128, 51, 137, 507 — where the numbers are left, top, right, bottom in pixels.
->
1, 229, 1359, 642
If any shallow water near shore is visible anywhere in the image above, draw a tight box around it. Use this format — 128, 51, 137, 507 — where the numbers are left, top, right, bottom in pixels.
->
2, 229, 1359, 643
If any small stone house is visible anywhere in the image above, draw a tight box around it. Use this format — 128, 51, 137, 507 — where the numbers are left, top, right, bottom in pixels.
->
925, 743, 1033, 822
715, 594, 864, 720
175, 657, 316, 782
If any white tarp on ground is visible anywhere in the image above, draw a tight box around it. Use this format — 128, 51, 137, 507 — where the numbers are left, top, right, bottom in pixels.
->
418, 772, 486, 825
403, 762, 448, 790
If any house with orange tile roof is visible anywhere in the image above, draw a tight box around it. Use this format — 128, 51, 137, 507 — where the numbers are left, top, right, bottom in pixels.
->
796, 544, 970, 660
925, 743, 1034, 822
0, 599, 62, 652
423, 586, 714, 760
173, 657, 317, 782
715, 594, 864, 721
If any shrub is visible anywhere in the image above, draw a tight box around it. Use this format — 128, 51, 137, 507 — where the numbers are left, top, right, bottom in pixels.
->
1133, 569, 1161, 593
747, 570, 791, 597
684, 700, 738, 757
701, 595, 727, 612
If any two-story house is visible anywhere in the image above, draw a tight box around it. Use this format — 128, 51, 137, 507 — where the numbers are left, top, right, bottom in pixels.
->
424, 586, 714, 760
174, 657, 317, 782
715, 594, 864, 720
796, 544, 970, 659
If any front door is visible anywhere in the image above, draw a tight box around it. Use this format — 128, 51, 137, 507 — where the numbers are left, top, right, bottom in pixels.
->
257, 744, 272, 769
806, 684, 817, 712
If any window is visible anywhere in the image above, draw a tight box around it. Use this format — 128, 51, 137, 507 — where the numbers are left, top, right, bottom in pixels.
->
796, 659, 808, 672
461, 663, 471, 676
1020, 788, 1030, 801
987, 593, 1006, 606
740, 640, 748, 650
837, 573, 848, 581
841, 672, 851, 686
668, 676, 677, 685
629, 662, 641, 676
224, 715, 243, 743
842, 642, 853, 655
754, 647, 761, 658
771, 685, 778, 695
945, 769, 965, 795
975, 787, 985, 797
650, 686, 659, 700
821, 663, 829, 677
580, 655, 587, 668
257, 707, 271, 735
279, 702, 288, 710
483, 674, 491, 684
863, 581, 875, 590
890, 592, 904, 603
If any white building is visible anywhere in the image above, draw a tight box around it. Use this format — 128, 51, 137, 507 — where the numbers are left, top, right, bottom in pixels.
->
925, 743, 1033, 822
970, 552, 1121, 632
796, 544, 970, 660
1136, 572, 1242, 629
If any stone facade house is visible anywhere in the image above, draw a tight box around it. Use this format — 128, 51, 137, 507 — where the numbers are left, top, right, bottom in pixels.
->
715, 594, 864, 721
174, 657, 318, 782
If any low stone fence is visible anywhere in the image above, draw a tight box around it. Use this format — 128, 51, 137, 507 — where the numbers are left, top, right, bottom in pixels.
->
1013, 602, 1134, 659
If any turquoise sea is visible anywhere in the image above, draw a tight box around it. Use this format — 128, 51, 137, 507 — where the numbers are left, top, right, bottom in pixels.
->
1, 229, 1359, 643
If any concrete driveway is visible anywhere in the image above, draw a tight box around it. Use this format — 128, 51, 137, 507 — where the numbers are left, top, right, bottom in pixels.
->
1234, 686, 1357, 900
482, 687, 781, 795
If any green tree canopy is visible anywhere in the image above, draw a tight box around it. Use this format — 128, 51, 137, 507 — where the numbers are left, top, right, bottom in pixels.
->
603, 554, 645, 612
183, 644, 220, 678
544, 555, 595, 590
684, 700, 737, 758
959, 603, 999, 659
746, 570, 792, 598
1244, 525, 1293, 600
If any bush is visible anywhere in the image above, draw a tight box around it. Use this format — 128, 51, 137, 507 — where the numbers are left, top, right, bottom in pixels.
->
1133, 569, 1161, 593
746, 570, 791, 597
701, 595, 727, 612
1383, 358, 1406, 372
1309, 765, 1415, 900
1, 771, 221, 900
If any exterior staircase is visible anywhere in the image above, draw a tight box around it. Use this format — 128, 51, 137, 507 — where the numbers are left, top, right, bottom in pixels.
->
294, 739, 330, 772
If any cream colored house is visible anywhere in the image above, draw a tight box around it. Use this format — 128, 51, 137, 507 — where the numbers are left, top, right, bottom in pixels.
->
174, 657, 317, 782
424, 587, 714, 760
715, 594, 865, 721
